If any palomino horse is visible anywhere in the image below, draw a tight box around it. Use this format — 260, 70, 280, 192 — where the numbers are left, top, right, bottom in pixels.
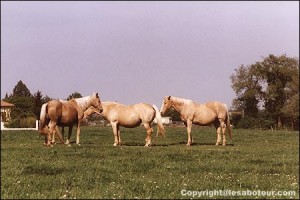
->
99, 101, 165, 147
160, 96, 232, 146
39, 92, 103, 146
49, 104, 102, 145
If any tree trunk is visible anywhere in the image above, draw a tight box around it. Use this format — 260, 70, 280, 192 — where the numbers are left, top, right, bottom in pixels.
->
277, 116, 282, 129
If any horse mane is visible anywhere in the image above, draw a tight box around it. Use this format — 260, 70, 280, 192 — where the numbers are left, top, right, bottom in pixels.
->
103, 101, 119, 106
171, 96, 192, 106
73, 96, 91, 110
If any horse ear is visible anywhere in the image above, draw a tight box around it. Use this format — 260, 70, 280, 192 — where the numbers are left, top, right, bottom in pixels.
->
167, 96, 171, 100
96, 93, 99, 97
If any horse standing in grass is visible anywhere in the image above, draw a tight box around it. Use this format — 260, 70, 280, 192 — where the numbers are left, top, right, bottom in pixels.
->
160, 96, 232, 146
39, 92, 103, 146
98, 101, 165, 147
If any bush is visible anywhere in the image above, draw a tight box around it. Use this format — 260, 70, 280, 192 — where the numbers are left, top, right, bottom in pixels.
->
20, 117, 36, 128
5, 119, 20, 128
5, 117, 36, 128
235, 116, 257, 129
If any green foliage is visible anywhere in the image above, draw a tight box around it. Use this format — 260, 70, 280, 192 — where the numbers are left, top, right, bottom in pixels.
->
33, 90, 43, 119
231, 54, 299, 130
164, 108, 181, 121
12, 80, 32, 97
5, 119, 20, 128
1, 127, 299, 199
20, 117, 36, 128
2, 80, 54, 128
67, 92, 82, 100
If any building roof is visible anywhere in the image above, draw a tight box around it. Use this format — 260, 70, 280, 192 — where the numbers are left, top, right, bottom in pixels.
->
1, 100, 15, 107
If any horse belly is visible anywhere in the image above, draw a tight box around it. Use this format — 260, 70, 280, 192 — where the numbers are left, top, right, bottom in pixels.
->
119, 118, 142, 128
59, 113, 78, 126
193, 112, 217, 126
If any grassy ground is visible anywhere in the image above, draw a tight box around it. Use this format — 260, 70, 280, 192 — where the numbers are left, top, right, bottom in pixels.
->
1, 126, 299, 199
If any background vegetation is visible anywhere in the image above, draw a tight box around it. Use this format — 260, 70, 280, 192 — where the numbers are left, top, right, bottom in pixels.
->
230, 54, 299, 130
1, 126, 299, 199
2, 54, 299, 130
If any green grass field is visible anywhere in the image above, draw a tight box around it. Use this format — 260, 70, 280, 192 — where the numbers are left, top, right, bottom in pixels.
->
1, 126, 299, 199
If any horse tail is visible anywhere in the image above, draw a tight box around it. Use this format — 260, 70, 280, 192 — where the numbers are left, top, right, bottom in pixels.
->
39, 103, 49, 135
152, 104, 166, 137
225, 104, 233, 143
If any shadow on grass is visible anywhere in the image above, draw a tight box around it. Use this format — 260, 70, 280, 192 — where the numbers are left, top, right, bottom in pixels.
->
120, 141, 234, 147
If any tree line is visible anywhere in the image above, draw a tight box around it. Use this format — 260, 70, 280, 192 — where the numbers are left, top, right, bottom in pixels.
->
2, 80, 82, 128
230, 54, 299, 130
2, 54, 299, 130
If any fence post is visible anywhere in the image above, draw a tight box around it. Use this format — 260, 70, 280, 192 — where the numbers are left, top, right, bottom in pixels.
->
36, 120, 39, 130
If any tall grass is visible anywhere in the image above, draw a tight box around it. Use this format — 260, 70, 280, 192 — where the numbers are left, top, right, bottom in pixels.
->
1, 126, 299, 199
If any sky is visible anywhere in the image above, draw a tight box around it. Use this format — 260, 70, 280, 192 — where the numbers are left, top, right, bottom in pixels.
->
1, 1, 299, 108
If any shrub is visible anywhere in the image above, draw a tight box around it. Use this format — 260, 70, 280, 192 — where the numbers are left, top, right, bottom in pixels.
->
5, 117, 36, 128
20, 117, 36, 128
5, 119, 20, 128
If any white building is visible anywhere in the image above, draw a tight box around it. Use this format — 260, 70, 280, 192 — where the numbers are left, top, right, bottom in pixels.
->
153, 117, 172, 125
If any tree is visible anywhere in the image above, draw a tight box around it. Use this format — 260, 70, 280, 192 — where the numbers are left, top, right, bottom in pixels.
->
230, 54, 299, 130
33, 90, 43, 119
13, 80, 32, 97
230, 64, 262, 117
5, 80, 34, 118
258, 54, 299, 128
67, 92, 82, 100
164, 108, 181, 122
42, 95, 53, 104
281, 68, 299, 130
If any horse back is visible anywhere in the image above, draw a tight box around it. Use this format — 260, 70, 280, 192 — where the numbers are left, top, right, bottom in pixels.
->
204, 102, 228, 119
133, 103, 156, 122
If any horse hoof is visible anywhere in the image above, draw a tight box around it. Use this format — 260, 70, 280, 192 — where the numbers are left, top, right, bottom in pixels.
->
113, 143, 118, 146
186, 143, 191, 146
67, 144, 72, 147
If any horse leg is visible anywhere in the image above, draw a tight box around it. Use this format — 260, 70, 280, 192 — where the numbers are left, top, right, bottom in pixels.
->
47, 121, 57, 147
186, 120, 193, 146
66, 125, 73, 145
220, 120, 227, 146
215, 127, 222, 145
144, 123, 153, 147
214, 122, 222, 145
51, 128, 56, 144
111, 122, 119, 146
61, 126, 65, 142
117, 125, 122, 146
44, 136, 48, 146
76, 122, 81, 146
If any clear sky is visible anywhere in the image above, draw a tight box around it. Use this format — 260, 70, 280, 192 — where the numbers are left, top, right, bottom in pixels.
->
1, 1, 299, 108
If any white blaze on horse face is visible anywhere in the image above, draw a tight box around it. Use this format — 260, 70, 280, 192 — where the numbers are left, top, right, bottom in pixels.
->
160, 99, 171, 115
160, 100, 166, 114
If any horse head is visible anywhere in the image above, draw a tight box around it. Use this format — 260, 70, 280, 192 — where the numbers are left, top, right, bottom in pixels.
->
91, 92, 104, 113
160, 96, 172, 115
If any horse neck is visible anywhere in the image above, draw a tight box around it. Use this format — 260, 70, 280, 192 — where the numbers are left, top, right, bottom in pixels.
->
101, 101, 114, 117
171, 97, 187, 113
74, 96, 90, 111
